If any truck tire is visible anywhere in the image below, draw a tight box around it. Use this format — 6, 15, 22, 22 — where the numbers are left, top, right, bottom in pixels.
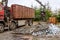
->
0, 24, 4, 32
28, 20, 33, 26
9, 22, 16, 30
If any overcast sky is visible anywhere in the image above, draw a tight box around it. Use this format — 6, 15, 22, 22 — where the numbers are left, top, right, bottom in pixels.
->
8, 0, 60, 11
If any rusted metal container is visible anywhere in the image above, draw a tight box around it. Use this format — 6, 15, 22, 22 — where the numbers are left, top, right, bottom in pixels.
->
48, 17, 57, 24
10, 4, 35, 19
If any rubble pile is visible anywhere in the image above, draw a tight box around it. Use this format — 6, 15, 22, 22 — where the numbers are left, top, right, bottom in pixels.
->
48, 23, 60, 35
12, 22, 49, 35
13, 26, 36, 35
32, 22, 49, 36
11, 22, 60, 40
12, 22, 60, 36
32, 23, 60, 36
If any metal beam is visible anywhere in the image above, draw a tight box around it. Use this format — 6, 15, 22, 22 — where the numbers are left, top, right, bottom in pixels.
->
35, 0, 45, 7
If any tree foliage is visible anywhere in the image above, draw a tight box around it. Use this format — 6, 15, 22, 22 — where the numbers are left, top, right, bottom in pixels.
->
34, 8, 41, 21
34, 7, 52, 21
45, 9, 52, 20
56, 13, 60, 22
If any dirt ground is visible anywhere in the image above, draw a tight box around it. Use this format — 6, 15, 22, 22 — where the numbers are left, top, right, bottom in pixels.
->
0, 30, 60, 40
0, 22, 60, 40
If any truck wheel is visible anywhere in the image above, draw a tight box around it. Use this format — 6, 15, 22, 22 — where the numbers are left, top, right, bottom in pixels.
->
9, 22, 16, 30
0, 24, 4, 32
28, 20, 33, 26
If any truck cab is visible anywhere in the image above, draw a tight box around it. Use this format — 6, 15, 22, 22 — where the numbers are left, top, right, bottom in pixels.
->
0, 3, 5, 32
0, 3, 4, 21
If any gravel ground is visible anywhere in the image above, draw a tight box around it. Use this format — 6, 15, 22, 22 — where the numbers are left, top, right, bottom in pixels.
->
0, 31, 14, 40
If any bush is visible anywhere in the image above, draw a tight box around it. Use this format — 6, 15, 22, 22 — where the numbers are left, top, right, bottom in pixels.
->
34, 9, 41, 21
56, 14, 60, 22
34, 8, 52, 21
45, 9, 52, 21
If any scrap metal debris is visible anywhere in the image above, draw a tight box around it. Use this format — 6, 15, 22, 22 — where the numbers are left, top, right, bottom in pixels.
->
12, 22, 60, 37
12, 22, 49, 35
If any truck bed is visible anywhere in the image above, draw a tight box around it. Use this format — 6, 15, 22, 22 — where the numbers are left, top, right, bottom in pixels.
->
10, 4, 35, 19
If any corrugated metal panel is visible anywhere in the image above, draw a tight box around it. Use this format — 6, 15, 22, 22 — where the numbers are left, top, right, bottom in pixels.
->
11, 4, 35, 19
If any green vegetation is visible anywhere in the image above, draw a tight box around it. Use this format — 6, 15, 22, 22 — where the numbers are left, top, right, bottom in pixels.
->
33, 2, 60, 22
34, 8, 41, 21
56, 14, 60, 22
34, 7, 52, 21
45, 9, 52, 20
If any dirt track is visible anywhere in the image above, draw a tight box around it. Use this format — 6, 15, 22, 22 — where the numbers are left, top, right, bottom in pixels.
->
0, 31, 13, 40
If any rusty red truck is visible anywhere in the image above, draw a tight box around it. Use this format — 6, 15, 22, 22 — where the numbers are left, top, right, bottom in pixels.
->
0, 0, 35, 32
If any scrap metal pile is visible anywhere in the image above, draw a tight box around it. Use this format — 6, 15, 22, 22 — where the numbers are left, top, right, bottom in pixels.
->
12, 22, 49, 36
12, 22, 60, 36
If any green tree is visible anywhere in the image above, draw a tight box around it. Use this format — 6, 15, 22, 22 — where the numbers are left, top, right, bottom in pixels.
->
56, 9, 60, 22
34, 8, 41, 21
45, 9, 52, 20
33, 2, 52, 21
56, 13, 60, 22
45, 2, 52, 21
